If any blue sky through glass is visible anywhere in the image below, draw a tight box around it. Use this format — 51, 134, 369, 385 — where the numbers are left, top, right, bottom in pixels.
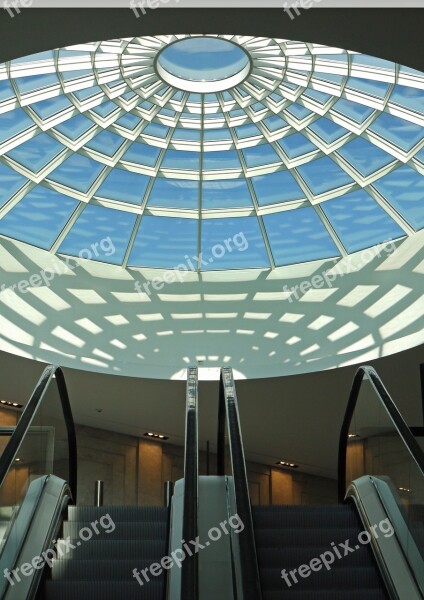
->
0, 34, 422, 271
158, 37, 249, 82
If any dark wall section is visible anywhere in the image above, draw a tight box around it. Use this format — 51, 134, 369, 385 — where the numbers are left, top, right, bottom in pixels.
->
0, 8, 423, 70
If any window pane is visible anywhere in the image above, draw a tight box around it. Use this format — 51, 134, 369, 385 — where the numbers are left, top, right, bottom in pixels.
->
128, 216, 198, 269
148, 178, 199, 209
264, 207, 340, 266
373, 165, 424, 231
48, 154, 105, 193
251, 170, 305, 205
322, 189, 405, 252
6, 133, 65, 173
336, 137, 395, 177
297, 156, 354, 195
59, 204, 136, 264
242, 144, 281, 168
201, 217, 269, 269
369, 112, 424, 152
202, 179, 252, 209
0, 186, 78, 249
95, 169, 150, 205
0, 163, 28, 208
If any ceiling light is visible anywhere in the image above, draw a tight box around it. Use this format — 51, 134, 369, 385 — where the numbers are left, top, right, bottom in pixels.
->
399, 487, 412, 493
276, 461, 298, 469
0, 400, 23, 409
348, 433, 360, 439
144, 432, 169, 441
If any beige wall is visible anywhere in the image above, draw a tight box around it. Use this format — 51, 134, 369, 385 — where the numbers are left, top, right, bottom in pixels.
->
74, 423, 337, 507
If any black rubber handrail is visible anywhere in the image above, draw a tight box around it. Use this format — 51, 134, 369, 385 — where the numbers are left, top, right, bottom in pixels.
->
0, 364, 77, 502
338, 365, 424, 503
218, 367, 262, 600
181, 367, 199, 600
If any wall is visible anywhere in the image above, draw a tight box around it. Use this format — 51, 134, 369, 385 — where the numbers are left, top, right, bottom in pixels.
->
74, 423, 337, 507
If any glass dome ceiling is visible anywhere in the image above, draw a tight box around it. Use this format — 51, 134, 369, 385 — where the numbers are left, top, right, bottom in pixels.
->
0, 34, 423, 272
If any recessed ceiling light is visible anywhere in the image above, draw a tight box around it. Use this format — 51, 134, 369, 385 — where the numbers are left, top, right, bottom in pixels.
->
348, 433, 360, 439
144, 432, 169, 441
399, 487, 412, 493
15, 458, 21, 463
0, 400, 23, 409
276, 460, 298, 469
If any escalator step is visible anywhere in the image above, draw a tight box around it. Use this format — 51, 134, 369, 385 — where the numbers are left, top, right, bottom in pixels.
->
51, 559, 166, 581
252, 505, 360, 528
43, 580, 164, 600
261, 589, 389, 600
67, 505, 168, 523
261, 565, 384, 591
62, 521, 167, 540
54, 539, 167, 560
257, 544, 376, 568
254, 527, 362, 548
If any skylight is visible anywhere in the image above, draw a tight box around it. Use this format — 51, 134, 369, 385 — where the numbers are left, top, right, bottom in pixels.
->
0, 34, 423, 272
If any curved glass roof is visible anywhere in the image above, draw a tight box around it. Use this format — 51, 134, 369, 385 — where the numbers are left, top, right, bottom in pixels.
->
0, 34, 423, 271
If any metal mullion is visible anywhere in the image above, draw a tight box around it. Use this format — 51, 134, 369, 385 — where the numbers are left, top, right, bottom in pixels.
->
313, 203, 348, 258
49, 202, 86, 255
220, 97, 276, 270
365, 185, 416, 237
123, 89, 188, 269
122, 213, 143, 269
197, 94, 205, 273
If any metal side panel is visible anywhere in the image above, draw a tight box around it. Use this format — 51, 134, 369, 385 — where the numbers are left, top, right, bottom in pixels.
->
347, 475, 423, 600
167, 476, 234, 600
2, 475, 71, 600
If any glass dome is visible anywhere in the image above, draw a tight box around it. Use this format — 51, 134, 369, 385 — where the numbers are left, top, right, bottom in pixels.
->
0, 34, 423, 272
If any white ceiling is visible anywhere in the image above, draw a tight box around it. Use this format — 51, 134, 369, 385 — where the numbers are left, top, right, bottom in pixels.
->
0, 230, 423, 380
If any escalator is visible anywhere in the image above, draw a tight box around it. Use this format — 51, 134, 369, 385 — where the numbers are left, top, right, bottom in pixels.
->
217, 366, 424, 600
1, 363, 424, 599
41, 505, 168, 600
0, 365, 173, 600
252, 504, 388, 600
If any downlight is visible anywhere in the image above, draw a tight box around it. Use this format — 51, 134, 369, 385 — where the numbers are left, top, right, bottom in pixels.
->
144, 432, 169, 441
0, 400, 23, 409
276, 461, 299, 469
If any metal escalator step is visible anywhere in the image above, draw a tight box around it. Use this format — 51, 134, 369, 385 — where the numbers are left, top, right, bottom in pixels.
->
51, 559, 166, 581
261, 589, 389, 600
254, 527, 362, 548
260, 565, 384, 591
54, 539, 167, 560
43, 580, 164, 600
62, 521, 167, 540
257, 544, 375, 568
67, 505, 168, 523
252, 505, 360, 529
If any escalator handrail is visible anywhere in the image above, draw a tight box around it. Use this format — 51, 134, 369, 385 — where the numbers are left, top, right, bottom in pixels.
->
0, 364, 77, 502
181, 367, 199, 600
218, 367, 263, 600
338, 365, 424, 503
